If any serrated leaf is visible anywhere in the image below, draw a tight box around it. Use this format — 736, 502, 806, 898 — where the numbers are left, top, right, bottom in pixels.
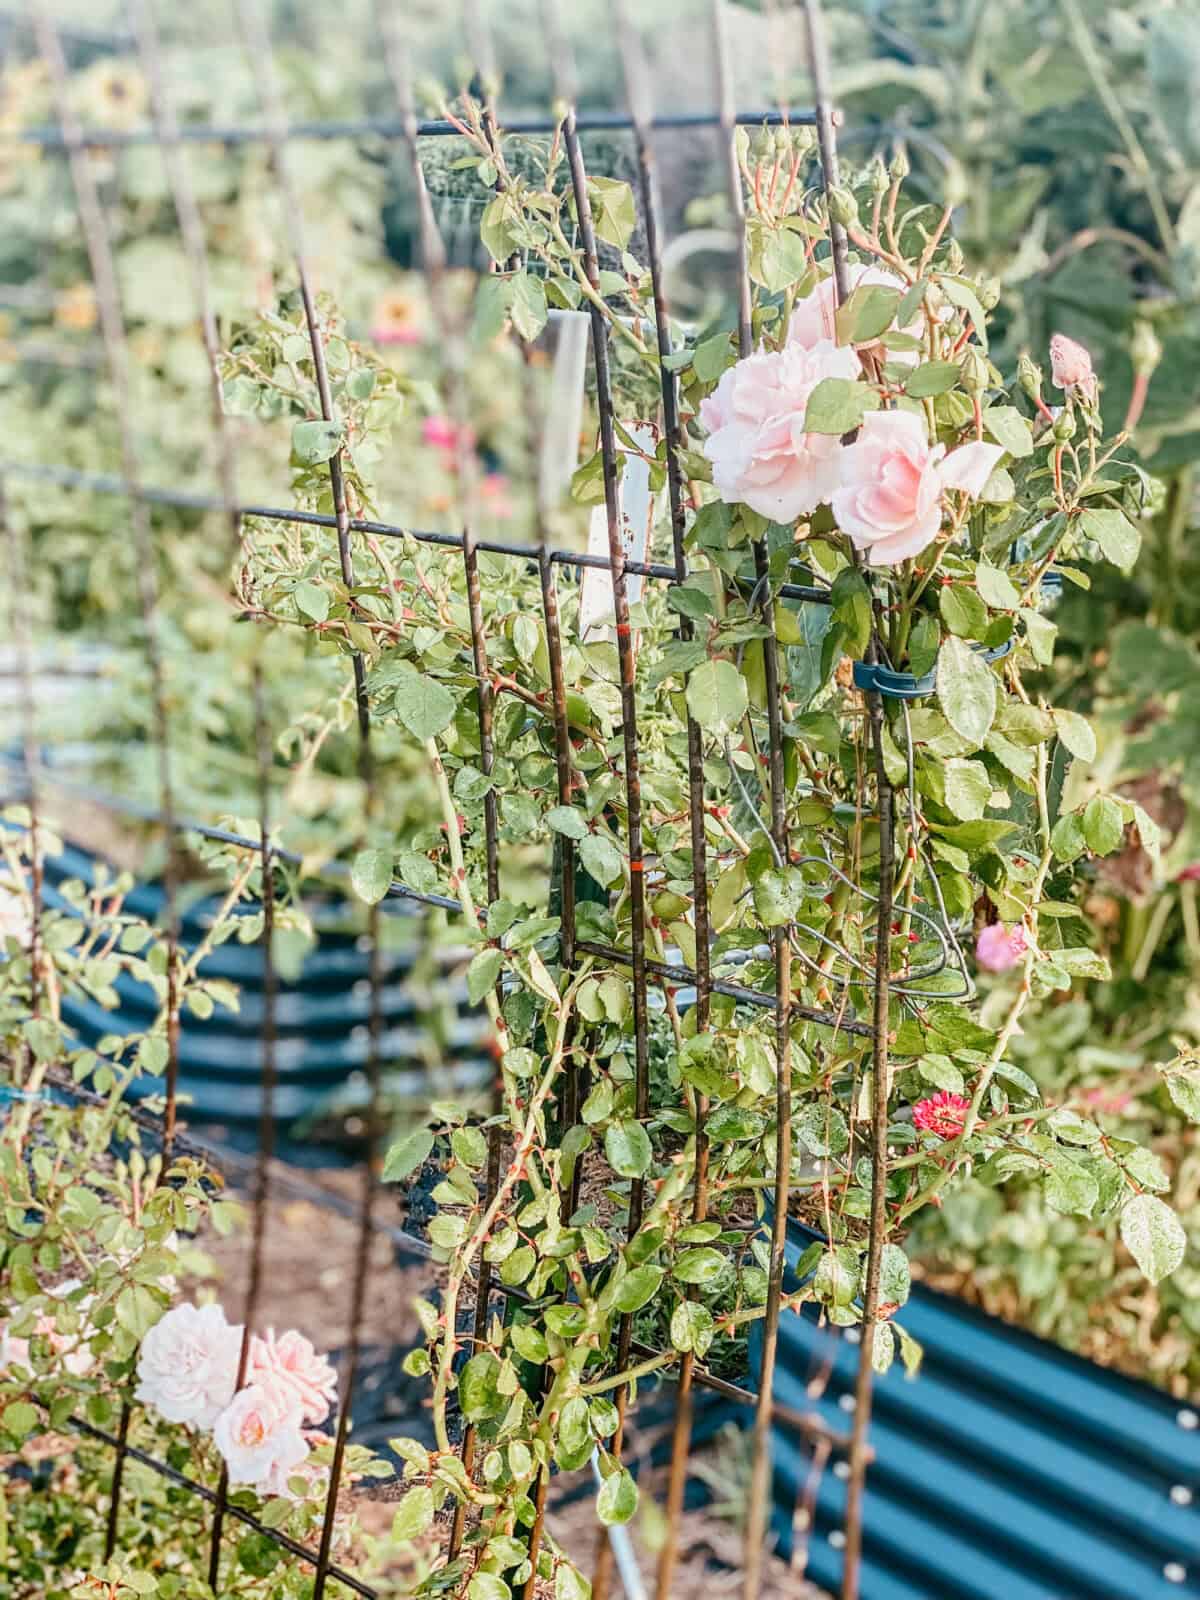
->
835, 282, 901, 346
383, 1126, 434, 1182
580, 834, 624, 887
1080, 508, 1141, 569
981, 405, 1033, 458
803, 377, 881, 434
1082, 794, 1124, 857
937, 634, 996, 746
974, 561, 1021, 611
467, 947, 504, 1004
291, 419, 343, 465
294, 580, 330, 622
605, 1120, 652, 1178
1054, 709, 1096, 764
686, 658, 748, 734
1120, 1193, 1186, 1284
391, 1484, 434, 1540
351, 848, 392, 905
905, 360, 960, 399
392, 671, 457, 740
596, 1466, 638, 1525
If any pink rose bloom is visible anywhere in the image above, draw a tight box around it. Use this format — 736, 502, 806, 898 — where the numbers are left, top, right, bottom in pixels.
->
700, 339, 859, 521
975, 922, 1027, 974
0, 1329, 30, 1374
135, 1302, 242, 1428
831, 410, 1004, 566
248, 1328, 337, 1425
213, 1374, 308, 1492
1049, 333, 1097, 403
788, 263, 923, 362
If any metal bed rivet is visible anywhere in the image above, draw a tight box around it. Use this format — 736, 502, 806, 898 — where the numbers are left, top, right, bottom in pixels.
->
1164, 1564, 1187, 1584
1177, 1409, 1199, 1430
1170, 1486, 1193, 1507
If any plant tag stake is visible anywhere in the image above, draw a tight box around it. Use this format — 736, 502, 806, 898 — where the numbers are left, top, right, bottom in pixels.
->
578, 418, 656, 643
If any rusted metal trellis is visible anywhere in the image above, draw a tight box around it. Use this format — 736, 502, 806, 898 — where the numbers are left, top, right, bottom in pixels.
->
0, 2, 905, 1597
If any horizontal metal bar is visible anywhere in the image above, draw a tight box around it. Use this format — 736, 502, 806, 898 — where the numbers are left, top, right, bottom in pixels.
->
0, 460, 833, 603
575, 938, 874, 1037
1, 754, 463, 914
10, 106, 817, 152
69, 1416, 378, 1598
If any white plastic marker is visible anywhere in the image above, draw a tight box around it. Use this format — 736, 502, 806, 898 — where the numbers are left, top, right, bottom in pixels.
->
577, 417, 657, 643
539, 309, 590, 507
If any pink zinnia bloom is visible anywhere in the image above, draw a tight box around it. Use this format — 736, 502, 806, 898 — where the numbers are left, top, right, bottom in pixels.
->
700, 338, 859, 522
913, 1091, 971, 1140
1049, 333, 1097, 403
831, 410, 1003, 567
248, 1328, 337, 1426
975, 922, 1027, 974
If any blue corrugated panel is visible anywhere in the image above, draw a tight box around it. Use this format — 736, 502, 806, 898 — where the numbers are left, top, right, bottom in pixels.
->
31, 837, 489, 1127
750, 1217, 1200, 1600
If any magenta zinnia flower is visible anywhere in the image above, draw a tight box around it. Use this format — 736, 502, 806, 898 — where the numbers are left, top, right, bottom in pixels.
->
913, 1091, 970, 1140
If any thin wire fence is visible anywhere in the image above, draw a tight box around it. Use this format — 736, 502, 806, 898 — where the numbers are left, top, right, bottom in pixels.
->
1, 2, 904, 1596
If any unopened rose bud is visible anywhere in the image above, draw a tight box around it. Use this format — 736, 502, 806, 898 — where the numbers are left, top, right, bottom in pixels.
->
1052, 409, 1076, 442
978, 277, 1002, 311
1049, 332, 1097, 404
791, 125, 816, 156
826, 185, 859, 227
944, 239, 964, 274
943, 161, 969, 209
869, 157, 889, 196
889, 146, 910, 181
959, 347, 990, 395
773, 125, 791, 155
1018, 352, 1043, 404
1131, 320, 1162, 378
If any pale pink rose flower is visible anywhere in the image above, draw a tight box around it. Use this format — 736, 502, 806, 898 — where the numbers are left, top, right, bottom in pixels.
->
0, 1329, 31, 1374
700, 339, 859, 522
831, 410, 1004, 566
1049, 334, 1097, 403
135, 1302, 242, 1428
248, 1328, 337, 1425
975, 923, 1027, 973
788, 263, 926, 365
213, 1374, 308, 1491
260, 1430, 330, 1500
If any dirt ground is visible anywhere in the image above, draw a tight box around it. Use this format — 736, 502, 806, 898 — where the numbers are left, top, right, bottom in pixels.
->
200, 1154, 828, 1599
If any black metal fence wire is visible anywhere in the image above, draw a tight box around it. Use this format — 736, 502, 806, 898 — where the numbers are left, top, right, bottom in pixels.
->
1, 2, 891, 1596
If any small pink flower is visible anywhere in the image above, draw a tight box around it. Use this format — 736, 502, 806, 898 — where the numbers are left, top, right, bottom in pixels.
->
1177, 863, 1200, 882
248, 1328, 337, 1426
479, 472, 514, 519
135, 1302, 242, 1428
213, 1373, 308, 1491
700, 339, 859, 522
975, 922, 1027, 974
913, 1091, 971, 1140
421, 414, 474, 456
1049, 334, 1097, 403
831, 410, 1003, 566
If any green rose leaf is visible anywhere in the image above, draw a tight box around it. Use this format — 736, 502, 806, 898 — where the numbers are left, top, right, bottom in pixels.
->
1080, 507, 1141, 569
670, 1300, 715, 1356
1053, 709, 1096, 764
294, 580, 330, 622
467, 947, 504, 1004
835, 283, 901, 346
974, 561, 1021, 611
981, 405, 1034, 458
879, 1243, 911, 1308
351, 848, 392, 905
937, 635, 996, 746
802, 377, 881, 434
672, 1246, 727, 1284
291, 419, 343, 465
545, 805, 588, 840
382, 1126, 434, 1183
905, 361, 961, 399
392, 671, 457, 741
1163, 1062, 1200, 1122
596, 1466, 638, 1526
508, 271, 548, 342
942, 758, 991, 821
605, 1120, 652, 1178
1120, 1193, 1186, 1284
391, 1484, 434, 1541
686, 658, 748, 734
580, 833, 624, 887
613, 1264, 664, 1314
1082, 794, 1124, 857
